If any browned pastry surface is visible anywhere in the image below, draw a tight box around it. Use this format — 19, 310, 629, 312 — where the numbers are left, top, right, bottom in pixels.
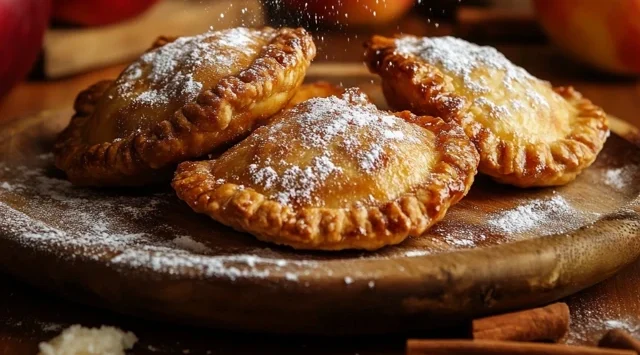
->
365, 35, 609, 187
285, 81, 346, 108
172, 89, 479, 250
54, 27, 316, 186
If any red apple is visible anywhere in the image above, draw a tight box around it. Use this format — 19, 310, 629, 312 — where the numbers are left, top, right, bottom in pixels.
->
0, 0, 51, 99
282, 0, 415, 27
52, 0, 159, 27
534, 0, 640, 75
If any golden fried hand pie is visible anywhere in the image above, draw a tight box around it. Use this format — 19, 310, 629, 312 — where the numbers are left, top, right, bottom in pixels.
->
285, 81, 345, 108
365, 35, 609, 187
172, 89, 479, 250
55, 27, 316, 186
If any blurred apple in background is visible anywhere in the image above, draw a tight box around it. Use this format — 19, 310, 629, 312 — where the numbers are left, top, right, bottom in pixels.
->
281, 0, 415, 27
52, 0, 159, 27
0, 0, 51, 99
534, 0, 640, 75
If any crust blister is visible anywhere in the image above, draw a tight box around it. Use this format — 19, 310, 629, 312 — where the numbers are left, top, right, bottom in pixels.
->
365, 35, 609, 187
54, 27, 316, 186
172, 90, 479, 250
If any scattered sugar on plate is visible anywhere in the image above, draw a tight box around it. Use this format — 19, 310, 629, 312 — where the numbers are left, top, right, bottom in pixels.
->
487, 195, 575, 234
172, 235, 212, 254
426, 222, 491, 249
565, 291, 640, 346
602, 166, 632, 190
0, 157, 317, 281
444, 233, 482, 247
404, 250, 431, 257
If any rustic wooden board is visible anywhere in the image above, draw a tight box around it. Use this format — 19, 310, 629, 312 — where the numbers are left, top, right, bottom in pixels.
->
0, 65, 639, 334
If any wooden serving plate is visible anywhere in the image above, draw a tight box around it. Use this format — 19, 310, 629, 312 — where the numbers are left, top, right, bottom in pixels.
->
1, 65, 639, 334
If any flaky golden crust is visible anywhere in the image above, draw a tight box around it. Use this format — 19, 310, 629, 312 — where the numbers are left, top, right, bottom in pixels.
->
365, 35, 609, 188
285, 81, 345, 108
172, 91, 479, 250
54, 27, 316, 186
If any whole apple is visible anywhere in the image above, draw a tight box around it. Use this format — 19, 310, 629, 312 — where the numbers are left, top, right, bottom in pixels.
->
0, 0, 51, 100
281, 0, 415, 27
53, 0, 159, 27
534, 0, 640, 75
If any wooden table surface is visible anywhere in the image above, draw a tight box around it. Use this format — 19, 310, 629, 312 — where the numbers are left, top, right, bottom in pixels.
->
2, 23, 640, 354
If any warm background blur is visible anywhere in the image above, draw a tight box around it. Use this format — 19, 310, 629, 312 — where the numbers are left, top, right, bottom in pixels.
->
1, 0, 639, 120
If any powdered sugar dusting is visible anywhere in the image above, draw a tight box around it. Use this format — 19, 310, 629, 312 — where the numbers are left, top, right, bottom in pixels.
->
440, 227, 487, 247
395, 36, 540, 94
565, 286, 640, 346
394, 36, 553, 121
0, 157, 315, 281
117, 27, 266, 107
603, 167, 632, 190
568, 315, 640, 345
248, 155, 343, 206
172, 235, 211, 254
222, 92, 423, 206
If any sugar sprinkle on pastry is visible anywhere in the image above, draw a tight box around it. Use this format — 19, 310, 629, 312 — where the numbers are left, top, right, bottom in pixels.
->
394, 36, 553, 120
118, 28, 267, 107
54, 27, 316, 186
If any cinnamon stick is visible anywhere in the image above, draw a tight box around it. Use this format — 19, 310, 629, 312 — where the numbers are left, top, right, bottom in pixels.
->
599, 329, 640, 352
473, 302, 570, 342
406, 340, 638, 355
